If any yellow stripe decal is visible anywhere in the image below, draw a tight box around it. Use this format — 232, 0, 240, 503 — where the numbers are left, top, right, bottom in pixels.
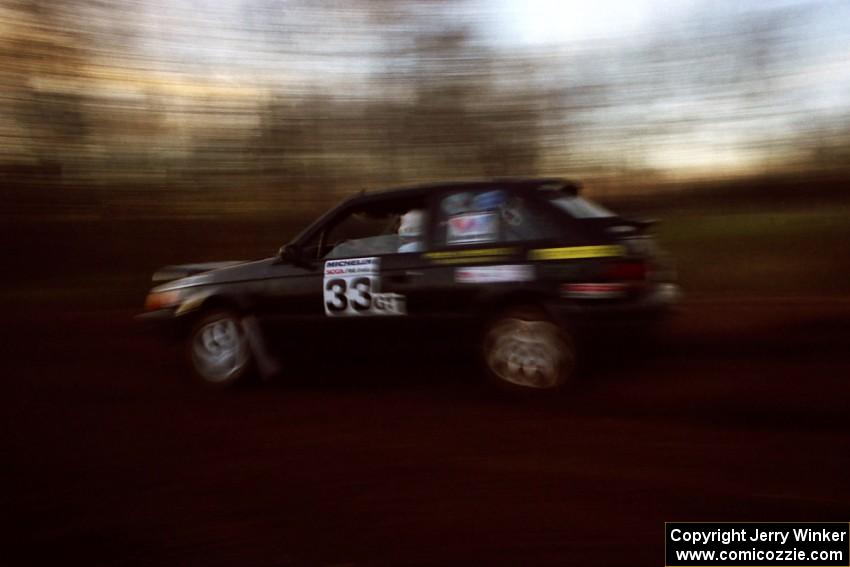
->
423, 247, 518, 264
529, 245, 625, 261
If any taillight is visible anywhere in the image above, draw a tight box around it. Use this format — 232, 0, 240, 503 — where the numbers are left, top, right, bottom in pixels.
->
603, 261, 647, 281
561, 283, 627, 298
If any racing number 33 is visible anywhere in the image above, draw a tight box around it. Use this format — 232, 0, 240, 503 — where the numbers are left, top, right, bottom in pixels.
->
323, 257, 406, 316
325, 277, 371, 313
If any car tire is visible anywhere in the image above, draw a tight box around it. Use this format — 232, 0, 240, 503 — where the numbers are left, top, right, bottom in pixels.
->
481, 305, 576, 392
187, 309, 254, 388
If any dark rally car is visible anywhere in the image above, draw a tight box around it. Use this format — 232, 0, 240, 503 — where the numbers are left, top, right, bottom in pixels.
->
139, 178, 678, 391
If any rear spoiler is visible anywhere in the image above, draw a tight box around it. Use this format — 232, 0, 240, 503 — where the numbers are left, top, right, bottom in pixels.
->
630, 218, 658, 230
604, 218, 659, 236
535, 179, 581, 196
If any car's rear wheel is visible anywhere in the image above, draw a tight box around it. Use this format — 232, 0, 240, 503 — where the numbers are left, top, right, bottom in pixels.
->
482, 306, 575, 392
188, 310, 254, 388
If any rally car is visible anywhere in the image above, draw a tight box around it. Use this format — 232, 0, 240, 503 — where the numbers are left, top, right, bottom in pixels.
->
139, 178, 678, 391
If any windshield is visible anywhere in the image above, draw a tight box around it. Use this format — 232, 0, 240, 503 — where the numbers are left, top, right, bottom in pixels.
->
549, 196, 615, 219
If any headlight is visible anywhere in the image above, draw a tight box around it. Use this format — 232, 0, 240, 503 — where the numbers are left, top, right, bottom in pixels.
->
144, 289, 183, 311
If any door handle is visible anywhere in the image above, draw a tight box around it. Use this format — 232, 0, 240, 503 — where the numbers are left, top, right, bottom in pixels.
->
388, 270, 423, 283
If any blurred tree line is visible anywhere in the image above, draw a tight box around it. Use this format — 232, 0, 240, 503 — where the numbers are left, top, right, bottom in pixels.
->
2, 0, 849, 219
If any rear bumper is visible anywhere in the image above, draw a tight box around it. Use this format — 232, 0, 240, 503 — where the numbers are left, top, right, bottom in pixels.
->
549, 283, 680, 325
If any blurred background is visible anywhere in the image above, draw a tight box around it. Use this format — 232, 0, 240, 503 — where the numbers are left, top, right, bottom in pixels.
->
2, 0, 849, 303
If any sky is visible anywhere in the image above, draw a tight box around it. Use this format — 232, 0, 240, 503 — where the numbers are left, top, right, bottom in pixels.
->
487, 0, 667, 43
486, 0, 829, 44
102, 0, 850, 178
483, 0, 850, 176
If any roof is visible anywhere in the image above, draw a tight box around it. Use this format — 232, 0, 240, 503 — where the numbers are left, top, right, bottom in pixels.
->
291, 177, 580, 246
351, 177, 578, 204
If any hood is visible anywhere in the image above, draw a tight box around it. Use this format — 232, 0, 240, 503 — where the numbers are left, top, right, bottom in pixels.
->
152, 261, 248, 283
152, 258, 277, 291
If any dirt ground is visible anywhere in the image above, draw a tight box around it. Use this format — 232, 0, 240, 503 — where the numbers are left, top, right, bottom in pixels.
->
4, 298, 850, 566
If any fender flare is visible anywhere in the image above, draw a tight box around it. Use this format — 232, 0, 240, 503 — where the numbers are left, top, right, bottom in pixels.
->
474, 289, 569, 329
175, 290, 255, 318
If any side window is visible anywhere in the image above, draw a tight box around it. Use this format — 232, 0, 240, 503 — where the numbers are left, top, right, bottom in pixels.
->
434, 189, 562, 247
307, 200, 429, 260
324, 210, 399, 259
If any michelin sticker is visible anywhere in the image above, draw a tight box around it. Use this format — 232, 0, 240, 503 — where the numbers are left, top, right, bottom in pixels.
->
455, 265, 535, 284
323, 257, 406, 316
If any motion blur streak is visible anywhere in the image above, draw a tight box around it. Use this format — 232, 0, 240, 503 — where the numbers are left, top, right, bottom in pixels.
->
1, 0, 847, 294
2, 0, 850, 217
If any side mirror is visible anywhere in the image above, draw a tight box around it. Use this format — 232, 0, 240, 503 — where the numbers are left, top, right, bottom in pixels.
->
278, 244, 310, 267
278, 243, 295, 261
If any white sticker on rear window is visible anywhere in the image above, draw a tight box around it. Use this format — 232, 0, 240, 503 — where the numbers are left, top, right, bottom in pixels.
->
323, 257, 406, 316
447, 211, 497, 245
455, 265, 534, 284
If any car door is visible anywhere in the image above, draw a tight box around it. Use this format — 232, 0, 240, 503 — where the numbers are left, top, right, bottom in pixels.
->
262, 202, 398, 325
375, 245, 446, 320
319, 200, 436, 322
370, 193, 453, 320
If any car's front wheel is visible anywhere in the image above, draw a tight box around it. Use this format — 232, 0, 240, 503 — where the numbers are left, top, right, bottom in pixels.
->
188, 310, 254, 388
482, 306, 576, 392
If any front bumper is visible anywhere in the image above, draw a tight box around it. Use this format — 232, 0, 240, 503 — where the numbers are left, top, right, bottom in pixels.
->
134, 308, 190, 337
134, 308, 177, 323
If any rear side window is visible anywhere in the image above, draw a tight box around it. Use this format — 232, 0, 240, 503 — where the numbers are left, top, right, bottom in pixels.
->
434, 188, 562, 247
